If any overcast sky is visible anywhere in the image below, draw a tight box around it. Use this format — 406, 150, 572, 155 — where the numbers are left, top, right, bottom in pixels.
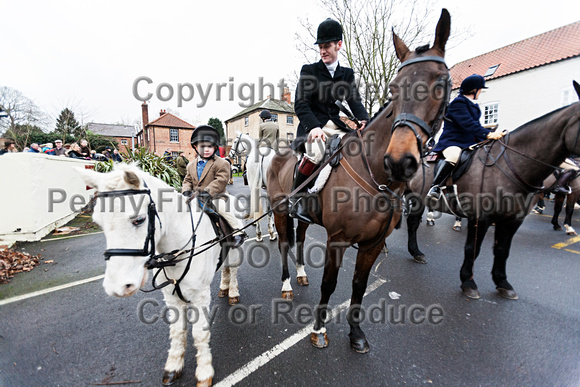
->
2, 0, 579, 132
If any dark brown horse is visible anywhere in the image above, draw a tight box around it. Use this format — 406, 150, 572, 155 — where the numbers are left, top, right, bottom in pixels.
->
267, 9, 451, 353
404, 81, 580, 299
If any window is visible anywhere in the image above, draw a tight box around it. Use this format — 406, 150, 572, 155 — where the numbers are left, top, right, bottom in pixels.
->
170, 129, 179, 142
244, 117, 249, 126
483, 103, 499, 125
121, 139, 128, 145
561, 86, 575, 106
286, 116, 294, 125
484, 64, 499, 77
271, 113, 278, 122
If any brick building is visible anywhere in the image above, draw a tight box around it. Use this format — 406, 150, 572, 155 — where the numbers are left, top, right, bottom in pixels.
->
86, 123, 135, 153
136, 102, 197, 161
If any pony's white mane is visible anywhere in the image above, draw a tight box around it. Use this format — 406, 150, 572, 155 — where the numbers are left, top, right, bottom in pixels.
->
103, 163, 174, 192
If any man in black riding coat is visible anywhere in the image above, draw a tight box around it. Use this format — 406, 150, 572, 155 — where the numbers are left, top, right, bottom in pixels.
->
292, 18, 370, 223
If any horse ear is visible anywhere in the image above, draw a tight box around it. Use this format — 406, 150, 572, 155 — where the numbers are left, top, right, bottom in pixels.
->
77, 167, 103, 190
573, 80, 580, 99
392, 29, 410, 62
124, 170, 141, 188
433, 8, 451, 55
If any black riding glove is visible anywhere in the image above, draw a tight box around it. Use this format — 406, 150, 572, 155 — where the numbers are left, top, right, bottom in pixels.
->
198, 191, 212, 203
182, 190, 193, 197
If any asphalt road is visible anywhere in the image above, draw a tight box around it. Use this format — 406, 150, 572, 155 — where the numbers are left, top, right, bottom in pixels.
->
1, 177, 579, 386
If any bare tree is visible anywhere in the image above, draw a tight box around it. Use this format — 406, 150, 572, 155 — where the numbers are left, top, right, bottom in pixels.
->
296, 0, 438, 115
0, 86, 48, 146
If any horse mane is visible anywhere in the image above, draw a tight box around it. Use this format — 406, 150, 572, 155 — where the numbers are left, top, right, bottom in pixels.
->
369, 101, 392, 123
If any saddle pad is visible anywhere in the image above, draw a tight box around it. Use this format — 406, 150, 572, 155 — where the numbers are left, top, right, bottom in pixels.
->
308, 164, 332, 193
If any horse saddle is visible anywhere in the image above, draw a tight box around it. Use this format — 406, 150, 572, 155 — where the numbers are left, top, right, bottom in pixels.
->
424, 148, 476, 182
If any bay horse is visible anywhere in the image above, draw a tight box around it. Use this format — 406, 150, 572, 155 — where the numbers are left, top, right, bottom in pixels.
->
79, 164, 241, 386
403, 81, 580, 299
229, 132, 277, 242
267, 9, 451, 353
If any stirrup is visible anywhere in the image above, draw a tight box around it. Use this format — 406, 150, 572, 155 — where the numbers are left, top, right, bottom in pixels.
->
553, 185, 572, 195
426, 186, 442, 201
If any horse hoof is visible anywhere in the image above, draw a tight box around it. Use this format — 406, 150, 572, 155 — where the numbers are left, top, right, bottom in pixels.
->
453, 225, 461, 232
162, 370, 182, 386
256, 235, 263, 242
497, 288, 518, 300
413, 255, 427, 264
426, 220, 435, 226
350, 337, 370, 354
269, 234, 277, 241
568, 230, 577, 236
462, 287, 480, 299
218, 289, 228, 298
297, 276, 309, 286
197, 377, 212, 387
228, 296, 240, 305
281, 291, 294, 300
553, 224, 562, 231
310, 332, 329, 348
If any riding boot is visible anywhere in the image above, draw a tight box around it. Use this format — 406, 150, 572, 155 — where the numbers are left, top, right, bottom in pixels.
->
553, 169, 577, 194
290, 157, 317, 223
426, 160, 455, 201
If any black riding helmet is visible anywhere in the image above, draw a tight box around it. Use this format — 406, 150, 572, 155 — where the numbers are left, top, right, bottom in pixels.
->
314, 18, 342, 44
459, 74, 488, 95
259, 110, 272, 119
190, 125, 220, 148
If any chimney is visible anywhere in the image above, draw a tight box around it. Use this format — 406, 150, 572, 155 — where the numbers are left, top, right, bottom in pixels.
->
282, 87, 291, 104
160, 109, 166, 116
141, 102, 149, 148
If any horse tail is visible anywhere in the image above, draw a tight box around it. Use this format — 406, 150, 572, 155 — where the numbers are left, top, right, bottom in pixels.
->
286, 214, 295, 248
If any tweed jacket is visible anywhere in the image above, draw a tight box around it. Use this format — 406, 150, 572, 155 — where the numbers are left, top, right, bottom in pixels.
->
259, 121, 280, 151
182, 155, 230, 197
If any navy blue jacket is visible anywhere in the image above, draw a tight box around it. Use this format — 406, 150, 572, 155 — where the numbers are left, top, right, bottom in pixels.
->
434, 94, 491, 151
293, 60, 369, 149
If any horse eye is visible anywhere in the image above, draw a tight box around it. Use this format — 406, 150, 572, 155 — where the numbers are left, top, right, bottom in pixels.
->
131, 215, 147, 226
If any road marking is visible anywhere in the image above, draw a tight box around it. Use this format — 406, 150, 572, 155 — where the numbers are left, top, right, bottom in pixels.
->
551, 235, 580, 249
41, 231, 103, 242
564, 248, 580, 255
0, 274, 105, 306
214, 278, 387, 387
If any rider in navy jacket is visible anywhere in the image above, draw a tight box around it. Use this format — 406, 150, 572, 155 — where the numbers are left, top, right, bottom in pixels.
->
426, 74, 505, 201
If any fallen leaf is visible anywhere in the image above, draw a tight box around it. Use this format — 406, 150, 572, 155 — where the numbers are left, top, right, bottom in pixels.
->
44, 260, 54, 264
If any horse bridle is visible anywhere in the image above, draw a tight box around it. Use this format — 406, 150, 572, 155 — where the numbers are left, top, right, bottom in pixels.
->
391, 55, 452, 156
231, 133, 248, 156
95, 183, 162, 261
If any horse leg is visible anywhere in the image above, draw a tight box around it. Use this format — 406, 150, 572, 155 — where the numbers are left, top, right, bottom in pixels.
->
267, 208, 277, 241
311, 239, 347, 349
227, 264, 240, 305
460, 217, 491, 299
218, 266, 230, 298
255, 218, 263, 242
347, 241, 385, 353
274, 212, 294, 300
161, 294, 189, 385
564, 195, 577, 235
491, 219, 523, 300
407, 211, 427, 264
426, 211, 435, 226
190, 290, 214, 386
552, 193, 564, 230
295, 220, 309, 286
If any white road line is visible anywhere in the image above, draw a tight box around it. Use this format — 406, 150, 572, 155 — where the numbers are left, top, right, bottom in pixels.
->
0, 274, 105, 306
215, 278, 387, 387
40, 231, 103, 242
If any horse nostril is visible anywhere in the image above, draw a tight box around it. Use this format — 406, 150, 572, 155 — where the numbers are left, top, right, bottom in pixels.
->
402, 156, 418, 178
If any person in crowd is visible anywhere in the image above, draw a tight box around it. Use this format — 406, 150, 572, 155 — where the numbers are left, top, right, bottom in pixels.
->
79, 139, 91, 158
54, 140, 66, 156
175, 150, 189, 180
163, 148, 173, 163
42, 143, 55, 155
67, 142, 87, 159
28, 143, 40, 153
102, 147, 113, 160
112, 149, 123, 162
0, 140, 17, 155
291, 18, 370, 223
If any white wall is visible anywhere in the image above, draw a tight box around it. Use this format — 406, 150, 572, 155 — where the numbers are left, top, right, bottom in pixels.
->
0, 153, 96, 244
475, 57, 580, 130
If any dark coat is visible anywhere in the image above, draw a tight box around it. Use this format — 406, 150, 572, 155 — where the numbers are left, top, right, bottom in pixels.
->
434, 94, 491, 151
293, 60, 369, 149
